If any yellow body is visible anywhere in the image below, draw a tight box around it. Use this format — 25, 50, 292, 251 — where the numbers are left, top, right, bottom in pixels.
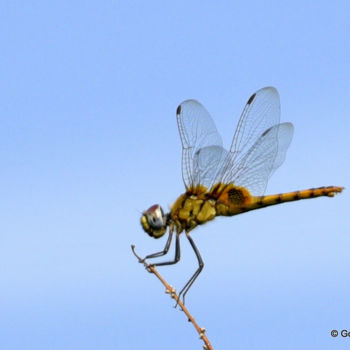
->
171, 183, 344, 233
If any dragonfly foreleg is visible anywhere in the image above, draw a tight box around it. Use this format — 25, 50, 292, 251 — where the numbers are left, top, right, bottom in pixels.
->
143, 227, 174, 261
144, 229, 181, 267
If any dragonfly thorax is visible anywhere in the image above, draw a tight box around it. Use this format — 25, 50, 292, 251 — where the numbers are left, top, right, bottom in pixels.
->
140, 204, 168, 238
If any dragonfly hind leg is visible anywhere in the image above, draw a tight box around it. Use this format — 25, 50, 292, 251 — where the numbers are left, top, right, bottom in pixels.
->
177, 232, 204, 305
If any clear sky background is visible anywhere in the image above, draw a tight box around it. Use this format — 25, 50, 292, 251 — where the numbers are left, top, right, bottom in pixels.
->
1, 1, 349, 349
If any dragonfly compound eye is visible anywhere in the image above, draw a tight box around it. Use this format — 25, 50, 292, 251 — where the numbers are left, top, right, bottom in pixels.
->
140, 204, 167, 238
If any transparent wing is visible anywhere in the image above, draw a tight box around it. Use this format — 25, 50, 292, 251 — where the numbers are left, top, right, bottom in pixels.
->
222, 123, 294, 195
191, 145, 229, 189
176, 100, 223, 189
176, 88, 293, 194
230, 87, 281, 163
220, 87, 294, 195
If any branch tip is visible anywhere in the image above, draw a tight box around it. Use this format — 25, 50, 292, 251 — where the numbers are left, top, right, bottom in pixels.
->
132, 244, 214, 349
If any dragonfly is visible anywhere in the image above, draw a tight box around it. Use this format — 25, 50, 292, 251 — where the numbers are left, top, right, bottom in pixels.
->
139, 87, 343, 304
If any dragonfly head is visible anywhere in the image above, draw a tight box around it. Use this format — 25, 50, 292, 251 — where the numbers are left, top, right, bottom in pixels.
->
140, 204, 167, 238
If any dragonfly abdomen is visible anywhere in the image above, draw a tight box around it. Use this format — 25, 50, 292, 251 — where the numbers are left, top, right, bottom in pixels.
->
252, 186, 344, 209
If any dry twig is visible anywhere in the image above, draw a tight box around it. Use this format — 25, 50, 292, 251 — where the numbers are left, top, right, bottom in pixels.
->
131, 244, 214, 350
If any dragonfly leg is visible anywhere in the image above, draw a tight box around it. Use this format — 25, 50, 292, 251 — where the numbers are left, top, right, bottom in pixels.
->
177, 232, 204, 305
145, 229, 181, 267
142, 227, 174, 261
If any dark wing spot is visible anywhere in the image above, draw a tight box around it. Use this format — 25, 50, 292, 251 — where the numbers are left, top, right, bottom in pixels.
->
262, 126, 272, 137
228, 188, 245, 204
247, 93, 256, 105
176, 105, 182, 115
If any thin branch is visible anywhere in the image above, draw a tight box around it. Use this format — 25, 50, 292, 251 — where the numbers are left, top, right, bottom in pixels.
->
131, 244, 214, 350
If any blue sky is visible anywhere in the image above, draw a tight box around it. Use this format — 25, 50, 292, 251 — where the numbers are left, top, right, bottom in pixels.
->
1, 1, 349, 349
